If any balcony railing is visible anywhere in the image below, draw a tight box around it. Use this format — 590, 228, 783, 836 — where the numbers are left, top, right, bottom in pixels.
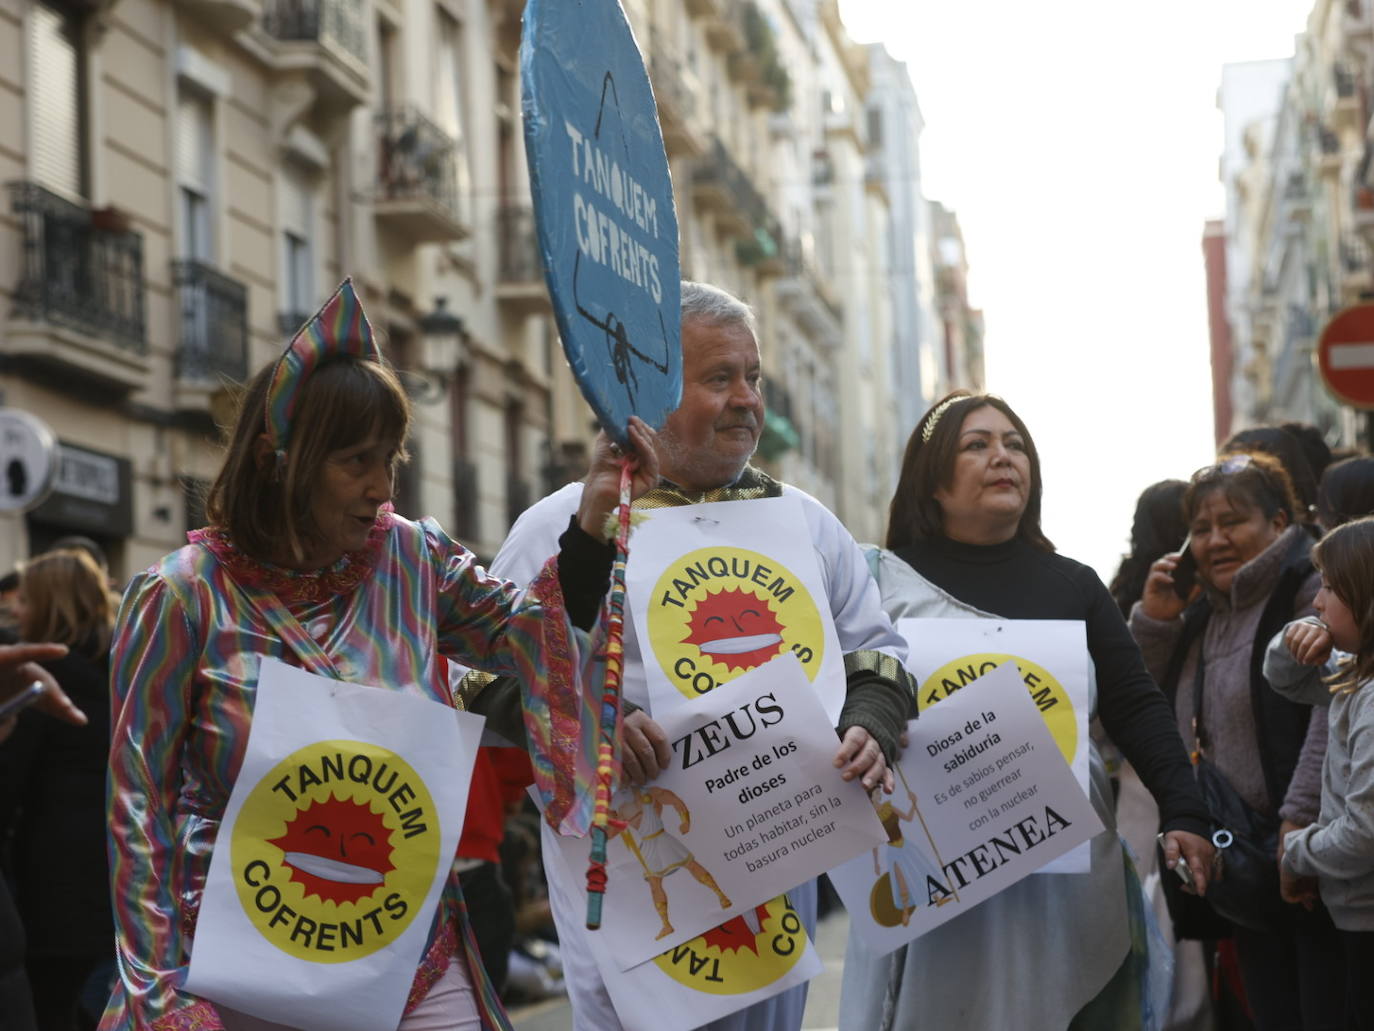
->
693, 137, 785, 262
1342, 233, 1370, 273
497, 205, 543, 284
763, 378, 794, 424
378, 107, 458, 212
783, 240, 843, 326
173, 260, 248, 383
263, 0, 366, 64
8, 181, 146, 354
1335, 62, 1358, 100
374, 106, 466, 240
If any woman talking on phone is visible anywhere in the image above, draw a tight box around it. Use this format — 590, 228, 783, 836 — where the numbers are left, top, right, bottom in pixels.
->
1130, 453, 1342, 1029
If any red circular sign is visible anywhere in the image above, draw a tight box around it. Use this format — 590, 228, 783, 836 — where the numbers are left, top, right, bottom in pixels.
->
1318, 304, 1374, 409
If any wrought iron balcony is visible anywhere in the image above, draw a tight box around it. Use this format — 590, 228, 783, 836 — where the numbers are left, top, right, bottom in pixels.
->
374, 107, 468, 242
173, 260, 248, 384
777, 239, 843, 334
692, 136, 757, 236
1342, 233, 1370, 273
758, 380, 799, 462
693, 137, 786, 271
1335, 62, 1358, 99
262, 0, 368, 113
495, 205, 550, 312
7, 181, 146, 357
263, 0, 365, 63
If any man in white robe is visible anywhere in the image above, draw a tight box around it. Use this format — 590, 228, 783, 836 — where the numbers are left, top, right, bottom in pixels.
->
477, 281, 912, 1031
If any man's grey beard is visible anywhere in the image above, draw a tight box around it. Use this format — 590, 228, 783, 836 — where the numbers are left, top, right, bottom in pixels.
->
656, 424, 756, 488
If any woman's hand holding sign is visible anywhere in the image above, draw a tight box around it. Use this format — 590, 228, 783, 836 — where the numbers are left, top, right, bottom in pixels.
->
834, 726, 893, 794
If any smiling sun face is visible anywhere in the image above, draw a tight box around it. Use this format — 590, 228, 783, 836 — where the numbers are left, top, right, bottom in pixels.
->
267, 794, 396, 905
681, 588, 785, 672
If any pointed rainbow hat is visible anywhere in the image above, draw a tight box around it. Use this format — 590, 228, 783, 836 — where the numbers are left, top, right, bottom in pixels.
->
265, 277, 380, 459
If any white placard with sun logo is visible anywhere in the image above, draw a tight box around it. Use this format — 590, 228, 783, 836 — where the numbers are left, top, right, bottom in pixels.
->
625, 496, 845, 722
544, 655, 884, 970
184, 659, 482, 1031
897, 618, 1092, 874
826, 662, 1102, 954
588, 891, 824, 1031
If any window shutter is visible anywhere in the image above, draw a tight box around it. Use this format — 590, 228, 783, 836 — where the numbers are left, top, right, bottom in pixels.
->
29, 2, 83, 199
176, 90, 212, 192
280, 163, 312, 239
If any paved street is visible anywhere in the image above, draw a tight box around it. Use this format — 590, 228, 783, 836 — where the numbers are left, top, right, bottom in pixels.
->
510, 910, 848, 1031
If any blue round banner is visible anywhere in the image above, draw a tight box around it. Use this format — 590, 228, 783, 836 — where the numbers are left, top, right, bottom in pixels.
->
521, 0, 682, 445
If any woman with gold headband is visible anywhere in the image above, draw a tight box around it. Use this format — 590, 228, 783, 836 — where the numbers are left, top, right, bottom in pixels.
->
99, 280, 658, 1031
838, 391, 1213, 1031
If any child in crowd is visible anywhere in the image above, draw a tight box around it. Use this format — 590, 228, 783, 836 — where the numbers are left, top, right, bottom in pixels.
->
1264, 516, 1374, 1030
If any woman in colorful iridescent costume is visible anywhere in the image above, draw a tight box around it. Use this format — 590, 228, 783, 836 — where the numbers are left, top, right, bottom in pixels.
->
99, 281, 657, 1031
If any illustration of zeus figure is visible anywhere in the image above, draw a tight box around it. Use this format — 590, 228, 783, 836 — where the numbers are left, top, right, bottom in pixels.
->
608, 786, 732, 939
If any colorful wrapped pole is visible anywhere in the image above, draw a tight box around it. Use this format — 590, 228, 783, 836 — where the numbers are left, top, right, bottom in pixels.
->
586, 460, 635, 928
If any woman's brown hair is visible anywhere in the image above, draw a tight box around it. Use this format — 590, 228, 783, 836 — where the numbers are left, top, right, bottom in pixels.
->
1182, 451, 1299, 527
205, 356, 411, 563
1313, 517, 1374, 693
19, 549, 115, 655
886, 391, 1054, 552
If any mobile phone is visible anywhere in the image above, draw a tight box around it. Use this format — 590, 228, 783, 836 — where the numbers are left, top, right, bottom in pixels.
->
0, 681, 46, 721
1171, 534, 1198, 600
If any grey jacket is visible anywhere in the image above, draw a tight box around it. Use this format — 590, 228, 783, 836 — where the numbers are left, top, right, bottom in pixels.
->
1130, 524, 1326, 824
1265, 622, 1374, 931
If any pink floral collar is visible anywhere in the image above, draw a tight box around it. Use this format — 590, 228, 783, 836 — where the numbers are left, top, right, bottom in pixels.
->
188, 508, 394, 605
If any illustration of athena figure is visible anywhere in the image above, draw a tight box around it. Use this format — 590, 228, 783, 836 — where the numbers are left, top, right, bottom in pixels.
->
870, 786, 952, 926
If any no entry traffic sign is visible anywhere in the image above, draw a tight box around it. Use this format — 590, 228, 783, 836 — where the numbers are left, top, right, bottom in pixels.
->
1318, 303, 1374, 409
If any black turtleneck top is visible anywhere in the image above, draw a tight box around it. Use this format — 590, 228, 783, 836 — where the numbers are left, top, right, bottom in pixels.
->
895, 534, 1211, 836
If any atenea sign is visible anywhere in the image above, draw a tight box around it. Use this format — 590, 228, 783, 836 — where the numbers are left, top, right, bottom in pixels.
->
521, 0, 682, 444
898, 618, 1091, 874
827, 662, 1101, 955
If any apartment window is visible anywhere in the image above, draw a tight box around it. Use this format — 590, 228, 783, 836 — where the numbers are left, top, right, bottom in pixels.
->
176, 88, 215, 261
280, 162, 315, 320
28, 0, 87, 199
434, 11, 472, 206
866, 105, 883, 149
377, 17, 398, 110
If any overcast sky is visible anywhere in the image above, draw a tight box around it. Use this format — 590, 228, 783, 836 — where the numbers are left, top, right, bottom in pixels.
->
839, 0, 1312, 580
